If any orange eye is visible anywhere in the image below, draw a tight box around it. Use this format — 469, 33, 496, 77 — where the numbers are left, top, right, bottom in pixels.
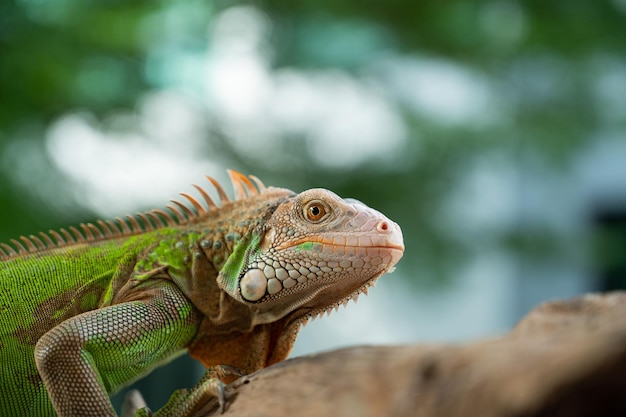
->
305, 202, 327, 222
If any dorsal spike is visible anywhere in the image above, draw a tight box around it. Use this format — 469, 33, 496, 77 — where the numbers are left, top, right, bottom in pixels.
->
39, 232, 55, 247
1, 243, 17, 256
48, 230, 66, 245
145, 211, 166, 228
69, 226, 85, 242
150, 209, 177, 227
20, 236, 38, 251
104, 220, 122, 236
10, 239, 27, 254
116, 217, 132, 234
167, 204, 188, 223
136, 213, 154, 231
228, 169, 258, 198
0, 170, 272, 259
192, 184, 218, 211
249, 174, 267, 193
97, 220, 114, 237
87, 223, 103, 239
170, 200, 195, 219
126, 215, 142, 233
80, 224, 96, 241
206, 175, 231, 204
60, 228, 76, 243
28, 235, 46, 250
228, 170, 247, 200
179, 193, 206, 215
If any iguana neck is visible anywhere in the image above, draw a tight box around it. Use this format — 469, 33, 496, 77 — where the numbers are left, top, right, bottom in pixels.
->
137, 189, 294, 323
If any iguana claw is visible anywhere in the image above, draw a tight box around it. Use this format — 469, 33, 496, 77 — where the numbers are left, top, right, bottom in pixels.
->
213, 364, 244, 379
141, 364, 243, 416
198, 364, 244, 414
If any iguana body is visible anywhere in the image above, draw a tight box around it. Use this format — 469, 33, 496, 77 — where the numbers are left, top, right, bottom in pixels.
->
0, 170, 404, 416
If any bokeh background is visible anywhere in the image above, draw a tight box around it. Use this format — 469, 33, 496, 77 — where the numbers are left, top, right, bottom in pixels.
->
2, 0, 626, 411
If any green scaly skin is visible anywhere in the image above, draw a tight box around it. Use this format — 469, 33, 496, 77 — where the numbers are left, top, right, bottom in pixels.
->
0, 171, 404, 416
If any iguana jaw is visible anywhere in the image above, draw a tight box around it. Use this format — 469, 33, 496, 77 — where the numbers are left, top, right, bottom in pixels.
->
284, 227, 404, 324
255, 243, 403, 338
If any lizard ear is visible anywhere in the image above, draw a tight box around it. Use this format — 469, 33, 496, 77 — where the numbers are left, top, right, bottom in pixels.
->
259, 227, 275, 252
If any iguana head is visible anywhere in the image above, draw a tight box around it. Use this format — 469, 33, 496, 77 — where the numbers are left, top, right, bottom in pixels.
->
217, 186, 404, 324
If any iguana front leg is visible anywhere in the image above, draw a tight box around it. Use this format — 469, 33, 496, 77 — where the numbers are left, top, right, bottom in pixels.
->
34, 283, 202, 417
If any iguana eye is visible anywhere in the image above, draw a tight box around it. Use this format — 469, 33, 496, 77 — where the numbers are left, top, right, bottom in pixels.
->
304, 201, 328, 222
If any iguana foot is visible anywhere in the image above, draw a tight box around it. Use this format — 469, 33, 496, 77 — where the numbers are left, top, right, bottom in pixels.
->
199, 365, 244, 413
143, 364, 244, 417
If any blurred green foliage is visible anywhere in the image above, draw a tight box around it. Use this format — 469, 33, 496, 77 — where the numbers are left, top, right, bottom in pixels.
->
1, 0, 625, 411
1, 0, 625, 284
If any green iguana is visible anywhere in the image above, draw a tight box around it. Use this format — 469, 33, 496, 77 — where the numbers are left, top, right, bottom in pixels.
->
0, 170, 404, 416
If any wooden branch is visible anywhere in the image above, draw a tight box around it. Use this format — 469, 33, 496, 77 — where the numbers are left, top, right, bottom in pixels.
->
182, 292, 626, 417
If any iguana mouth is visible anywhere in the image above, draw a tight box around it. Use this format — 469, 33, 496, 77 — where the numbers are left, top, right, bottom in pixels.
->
282, 238, 404, 251
280, 235, 404, 266
278, 233, 405, 253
